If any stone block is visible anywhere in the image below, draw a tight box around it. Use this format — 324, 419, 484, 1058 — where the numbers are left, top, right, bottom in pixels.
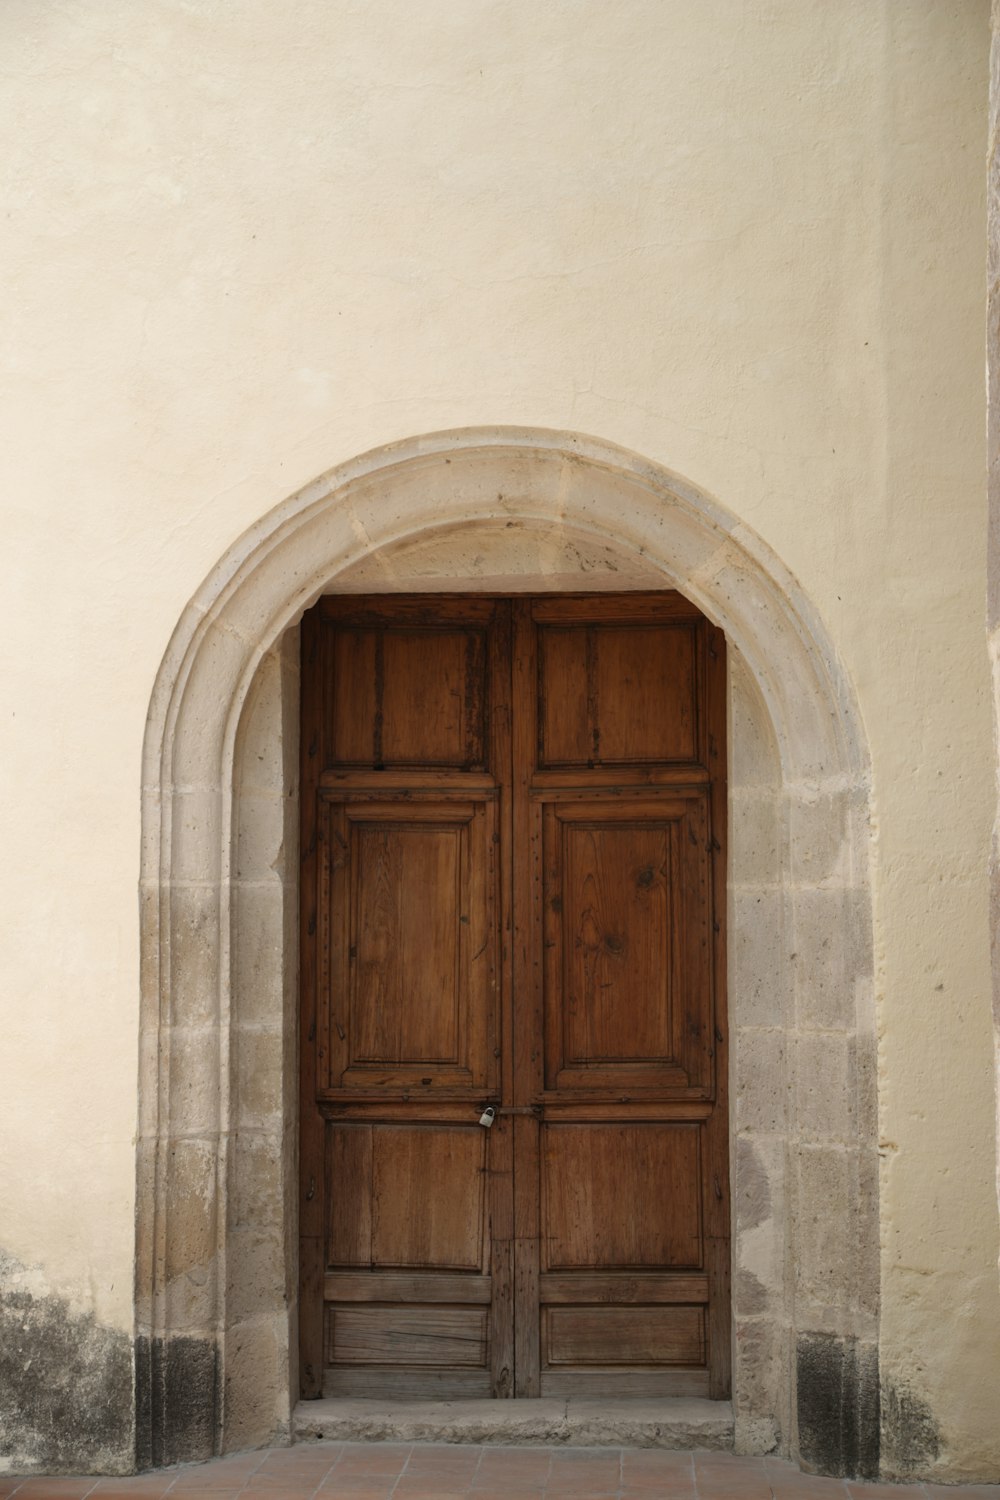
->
793, 1032, 854, 1143
163, 1255, 220, 1336
235, 789, 286, 883
732, 888, 788, 1029
792, 1144, 857, 1328
734, 1315, 787, 1427
169, 620, 253, 788
232, 882, 286, 1027
234, 1027, 285, 1128
732, 790, 781, 886
162, 1137, 221, 1284
223, 1316, 288, 1455
787, 786, 855, 889
229, 1127, 286, 1232
730, 658, 781, 789
168, 785, 224, 886
733, 1133, 786, 1316
234, 651, 286, 797
225, 1228, 287, 1324
791, 888, 871, 1031
167, 883, 222, 1027
166, 1025, 222, 1138
735, 1029, 788, 1133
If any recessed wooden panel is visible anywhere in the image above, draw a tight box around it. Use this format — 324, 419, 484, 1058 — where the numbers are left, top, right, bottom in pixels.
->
371, 1126, 486, 1270
560, 821, 673, 1064
542, 1123, 702, 1270
330, 626, 487, 769
542, 793, 715, 1094
545, 1306, 705, 1367
352, 821, 461, 1063
325, 797, 497, 1091
328, 1306, 488, 1366
326, 1123, 487, 1271
538, 623, 698, 767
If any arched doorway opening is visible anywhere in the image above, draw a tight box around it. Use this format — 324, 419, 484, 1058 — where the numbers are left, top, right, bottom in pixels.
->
138, 429, 876, 1473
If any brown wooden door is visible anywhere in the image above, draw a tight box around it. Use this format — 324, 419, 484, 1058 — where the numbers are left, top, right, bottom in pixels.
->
299, 594, 729, 1402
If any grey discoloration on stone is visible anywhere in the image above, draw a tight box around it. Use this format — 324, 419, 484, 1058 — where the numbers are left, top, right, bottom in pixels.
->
134, 1332, 219, 1470
292, 1397, 734, 1449
734, 1135, 773, 1233
880, 1377, 941, 1479
0, 1253, 133, 1475
796, 1332, 879, 1480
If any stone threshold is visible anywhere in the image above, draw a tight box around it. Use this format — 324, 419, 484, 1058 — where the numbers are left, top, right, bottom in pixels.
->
292, 1396, 734, 1449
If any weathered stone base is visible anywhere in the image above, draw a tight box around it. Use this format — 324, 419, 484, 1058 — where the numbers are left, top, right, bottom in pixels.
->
796, 1333, 880, 1480
292, 1398, 735, 1450
135, 1333, 220, 1472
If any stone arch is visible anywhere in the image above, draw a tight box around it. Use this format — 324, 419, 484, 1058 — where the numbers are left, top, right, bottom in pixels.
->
138, 428, 877, 1475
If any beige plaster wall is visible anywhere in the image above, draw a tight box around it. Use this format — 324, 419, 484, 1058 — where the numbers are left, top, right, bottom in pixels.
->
1, 0, 996, 1477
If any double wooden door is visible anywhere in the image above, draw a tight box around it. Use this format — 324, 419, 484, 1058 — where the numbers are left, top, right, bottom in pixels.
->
299, 594, 729, 1401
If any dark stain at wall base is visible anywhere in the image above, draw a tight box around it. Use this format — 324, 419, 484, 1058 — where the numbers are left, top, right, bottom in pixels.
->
0, 1256, 134, 1475
797, 1332, 880, 1480
880, 1378, 940, 1478
135, 1333, 219, 1471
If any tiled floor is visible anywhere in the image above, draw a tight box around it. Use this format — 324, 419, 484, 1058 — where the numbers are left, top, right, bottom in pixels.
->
0, 1446, 997, 1500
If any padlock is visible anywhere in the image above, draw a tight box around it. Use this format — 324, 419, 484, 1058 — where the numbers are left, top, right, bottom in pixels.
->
478, 1105, 496, 1128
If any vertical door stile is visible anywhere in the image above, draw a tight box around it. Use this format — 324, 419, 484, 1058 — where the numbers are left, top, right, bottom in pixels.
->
705, 623, 731, 1398
488, 601, 515, 1396
298, 607, 326, 1399
511, 599, 542, 1397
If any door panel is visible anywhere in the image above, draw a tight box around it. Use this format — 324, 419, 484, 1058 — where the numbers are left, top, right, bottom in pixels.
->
324, 797, 497, 1091
541, 1123, 702, 1269
300, 592, 729, 1402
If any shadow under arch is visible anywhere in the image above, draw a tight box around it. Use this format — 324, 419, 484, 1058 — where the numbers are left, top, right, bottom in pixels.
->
138, 428, 877, 1476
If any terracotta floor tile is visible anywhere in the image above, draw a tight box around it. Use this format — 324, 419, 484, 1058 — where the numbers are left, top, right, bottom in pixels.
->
769, 1481, 852, 1500
87, 1492, 174, 1500
391, 1487, 472, 1500
847, 1488, 927, 1500
315, 1488, 395, 1500
8, 1486, 100, 1499
620, 1477, 697, 1497
90, 1483, 177, 1498
316, 1479, 397, 1497
467, 1489, 545, 1500
925, 1489, 1000, 1500
257, 1453, 341, 1473
474, 1453, 552, 1478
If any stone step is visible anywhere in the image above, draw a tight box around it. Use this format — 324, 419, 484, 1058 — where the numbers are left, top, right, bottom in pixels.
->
292, 1397, 734, 1449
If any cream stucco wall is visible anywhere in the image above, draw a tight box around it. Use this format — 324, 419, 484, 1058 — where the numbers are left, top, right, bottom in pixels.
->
1, 0, 996, 1479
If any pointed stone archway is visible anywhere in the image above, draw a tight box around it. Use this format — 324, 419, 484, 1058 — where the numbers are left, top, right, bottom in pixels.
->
138, 429, 877, 1475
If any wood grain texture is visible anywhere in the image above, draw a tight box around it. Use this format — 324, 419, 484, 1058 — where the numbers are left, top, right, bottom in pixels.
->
537, 622, 699, 768
541, 1123, 703, 1270
329, 1306, 488, 1366
545, 1306, 705, 1366
325, 1271, 491, 1303
371, 1125, 486, 1270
